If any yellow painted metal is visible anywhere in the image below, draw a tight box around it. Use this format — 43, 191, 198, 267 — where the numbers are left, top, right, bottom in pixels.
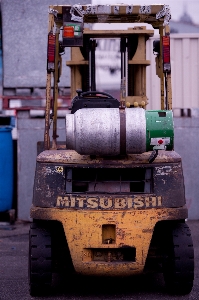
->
167, 73, 172, 110
44, 73, 51, 150
48, 4, 167, 29
30, 206, 187, 276
49, 5, 63, 15
159, 26, 165, 110
44, 13, 54, 150
66, 48, 86, 98
124, 96, 148, 108
37, 149, 182, 165
102, 224, 116, 244
164, 25, 172, 110
83, 28, 154, 38
52, 30, 60, 150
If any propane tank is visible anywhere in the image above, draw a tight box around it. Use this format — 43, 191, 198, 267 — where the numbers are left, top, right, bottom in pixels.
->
65, 108, 174, 155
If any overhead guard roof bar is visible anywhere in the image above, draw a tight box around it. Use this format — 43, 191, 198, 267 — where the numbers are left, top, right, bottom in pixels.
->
49, 4, 171, 27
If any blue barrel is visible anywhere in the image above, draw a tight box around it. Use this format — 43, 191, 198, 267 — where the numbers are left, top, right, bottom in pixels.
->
0, 126, 13, 211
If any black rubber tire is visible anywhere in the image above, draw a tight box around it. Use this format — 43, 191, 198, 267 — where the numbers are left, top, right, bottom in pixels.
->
162, 222, 194, 295
28, 221, 52, 296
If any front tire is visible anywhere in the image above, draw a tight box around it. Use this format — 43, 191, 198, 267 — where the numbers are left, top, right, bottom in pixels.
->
28, 221, 52, 296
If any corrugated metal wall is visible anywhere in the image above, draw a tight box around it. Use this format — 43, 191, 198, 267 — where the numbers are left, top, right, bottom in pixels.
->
146, 34, 199, 110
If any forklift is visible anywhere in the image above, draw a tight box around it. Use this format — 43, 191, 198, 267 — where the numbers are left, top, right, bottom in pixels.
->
29, 3, 194, 296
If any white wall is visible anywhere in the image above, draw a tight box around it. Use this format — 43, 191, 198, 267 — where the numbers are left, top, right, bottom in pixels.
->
146, 34, 199, 110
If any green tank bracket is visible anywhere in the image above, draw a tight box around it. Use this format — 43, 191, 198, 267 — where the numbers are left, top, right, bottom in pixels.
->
145, 110, 174, 151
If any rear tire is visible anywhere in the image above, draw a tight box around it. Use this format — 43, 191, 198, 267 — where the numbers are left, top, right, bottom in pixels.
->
162, 222, 194, 295
28, 221, 52, 296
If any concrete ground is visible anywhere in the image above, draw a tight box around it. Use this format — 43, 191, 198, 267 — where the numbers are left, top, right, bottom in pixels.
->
0, 220, 198, 300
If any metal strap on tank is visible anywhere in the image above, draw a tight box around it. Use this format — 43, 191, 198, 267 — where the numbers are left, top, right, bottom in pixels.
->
119, 109, 126, 155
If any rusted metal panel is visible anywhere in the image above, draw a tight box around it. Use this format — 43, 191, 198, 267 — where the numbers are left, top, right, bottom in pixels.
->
33, 164, 65, 208
63, 4, 167, 26
154, 163, 185, 207
30, 206, 188, 276
33, 160, 185, 209
37, 149, 182, 164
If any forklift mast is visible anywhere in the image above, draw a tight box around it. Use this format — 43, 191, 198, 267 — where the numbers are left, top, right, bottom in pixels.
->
44, 4, 172, 150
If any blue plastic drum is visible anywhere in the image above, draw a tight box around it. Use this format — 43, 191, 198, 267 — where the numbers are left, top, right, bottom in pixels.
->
0, 127, 13, 211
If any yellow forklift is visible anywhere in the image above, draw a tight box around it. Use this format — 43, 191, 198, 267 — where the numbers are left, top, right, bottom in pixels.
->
29, 3, 194, 296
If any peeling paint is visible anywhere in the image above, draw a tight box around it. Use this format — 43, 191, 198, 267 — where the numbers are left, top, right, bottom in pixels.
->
139, 5, 151, 14
156, 4, 171, 26
43, 166, 64, 176
48, 8, 58, 17
37, 150, 182, 165
126, 5, 133, 14
155, 166, 172, 176
114, 6, 119, 15
30, 206, 188, 276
